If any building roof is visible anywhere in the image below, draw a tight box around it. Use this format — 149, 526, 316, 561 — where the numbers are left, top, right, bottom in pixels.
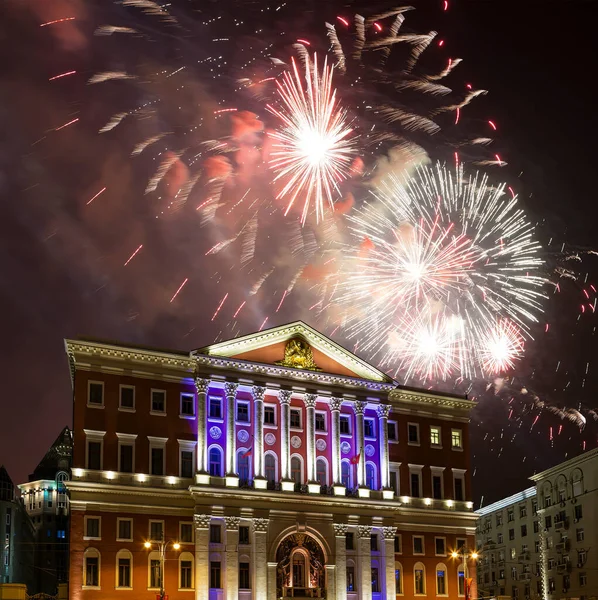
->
529, 446, 598, 482
476, 486, 536, 516
0, 465, 15, 502
29, 426, 73, 482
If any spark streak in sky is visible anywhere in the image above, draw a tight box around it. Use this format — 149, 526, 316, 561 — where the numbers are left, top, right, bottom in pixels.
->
169, 278, 189, 303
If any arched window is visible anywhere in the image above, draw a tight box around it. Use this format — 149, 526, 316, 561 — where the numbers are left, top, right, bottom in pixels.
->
316, 458, 328, 486
556, 474, 568, 502
341, 460, 352, 489
542, 482, 553, 508
83, 548, 100, 588
347, 559, 356, 592
237, 450, 250, 483
571, 468, 584, 497
209, 447, 222, 477
116, 549, 132, 589
414, 561, 426, 595
291, 456, 303, 484
458, 565, 465, 596
395, 562, 403, 594
436, 563, 448, 596
366, 462, 376, 490
265, 452, 277, 483
148, 551, 162, 589
179, 551, 194, 589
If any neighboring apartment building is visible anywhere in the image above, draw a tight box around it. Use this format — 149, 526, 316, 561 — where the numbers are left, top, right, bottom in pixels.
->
18, 426, 72, 594
66, 320, 478, 600
476, 447, 598, 600
0, 466, 35, 588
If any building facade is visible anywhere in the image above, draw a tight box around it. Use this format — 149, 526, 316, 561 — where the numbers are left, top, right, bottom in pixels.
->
18, 426, 73, 594
476, 448, 598, 600
66, 321, 478, 600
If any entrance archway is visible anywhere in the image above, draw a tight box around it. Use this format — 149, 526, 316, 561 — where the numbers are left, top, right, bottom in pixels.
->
276, 532, 326, 598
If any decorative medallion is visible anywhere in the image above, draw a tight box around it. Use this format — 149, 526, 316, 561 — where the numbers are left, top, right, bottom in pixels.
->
341, 441, 351, 455
265, 433, 276, 446
365, 444, 375, 457
209, 426, 222, 440
237, 430, 249, 443
275, 338, 322, 371
291, 435, 302, 449
316, 439, 327, 451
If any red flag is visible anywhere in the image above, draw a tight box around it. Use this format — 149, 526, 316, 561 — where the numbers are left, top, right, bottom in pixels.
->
350, 453, 360, 465
242, 447, 252, 458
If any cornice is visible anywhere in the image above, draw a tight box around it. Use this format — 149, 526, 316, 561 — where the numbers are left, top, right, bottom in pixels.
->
390, 389, 474, 414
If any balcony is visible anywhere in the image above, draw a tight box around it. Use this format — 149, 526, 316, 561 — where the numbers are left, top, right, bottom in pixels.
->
556, 562, 572, 574
555, 540, 570, 553
554, 519, 569, 531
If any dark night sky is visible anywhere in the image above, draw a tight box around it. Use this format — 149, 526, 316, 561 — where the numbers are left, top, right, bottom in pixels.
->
1, 0, 597, 504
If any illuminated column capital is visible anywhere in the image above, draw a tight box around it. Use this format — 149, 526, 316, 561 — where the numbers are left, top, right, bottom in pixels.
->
194, 514, 211, 530
303, 393, 318, 408
251, 385, 266, 401
330, 397, 343, 412
224, 382, 239, 479
376, 404, 391, 419
224, 382, 239, 398
303, 394, 318, 482
278, 390, 292, 405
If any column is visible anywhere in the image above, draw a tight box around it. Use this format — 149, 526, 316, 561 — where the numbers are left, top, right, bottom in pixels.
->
252, 518, 269, 600
330, 397, 343, 488
194, 378, 210, 474
252, 386, 266, 484
357, 525, 372, 600
267, 562, 277, 600
377, 404, 391, 490
278, 390, 292, 480
194, 514, 211, 600
333, 524, 348, 600
353, 401, 367, 488
303, 393, 317, 483
225, 517, 240, 600
224, 382, 239, 480
382, 526, 397, 599
326, 565, 336, 599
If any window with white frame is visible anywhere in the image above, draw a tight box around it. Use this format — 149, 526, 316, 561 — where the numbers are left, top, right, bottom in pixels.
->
209, 447, 223, 477
119, 385, 135, 410
453, 470, 466, 501
180, 393, 195, 417
265, 453, 277, 483
179, 440, 196, 479
414, 562, 426, 594
341, 460, 352, 489
151, 389, 166, 414
149, 551, 162, 589
236, 401, 249, 423
149, 520, 164, 542
179, 552, 194, 589
148, 437, 167, 476
88, 381, 104, 407
366, 463, 377, 490
435, 537, 446, 556
451, 429, 463, 449
84, 516, 101, 540
315, 411, 327, 432
290, 408, 302, 429
117, 432, 136, 473
413, 535, 424, 555
409, 465, 423, 498
389, 464, 400, 495
436, 564, 448, 595
116, 549, 132, 589
408, 423, 420, 445
264, 405, 276, 425
387, 421, 398, 441
291, 455, 303, 484
180, 522, 193, 544
239, 561, 250, 590
316, 458, 328, 486
339, 414, 351, 435
208, 397, 222, 419
431, 467, 445, 500
117, 518, 133, 542
83, 548, 100, 588
84, 429, 105, 470
237, 450, 250, 483
430, 425, 442, 447
364, 418, 375, 438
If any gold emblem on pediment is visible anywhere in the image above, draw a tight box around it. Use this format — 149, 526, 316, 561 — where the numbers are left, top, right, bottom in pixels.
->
275, 338, 322, 372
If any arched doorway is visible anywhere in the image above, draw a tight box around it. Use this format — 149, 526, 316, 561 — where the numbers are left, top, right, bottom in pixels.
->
276, 532, 326, 597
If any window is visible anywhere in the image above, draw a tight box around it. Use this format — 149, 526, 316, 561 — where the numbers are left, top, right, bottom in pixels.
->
181, 450, 194, 479
509, 529, 515, 541
265, 453, 277, 483
534, 541, 540, 553
180, 559, 193, 589
119, 385, 135, 409
264, 405, 275, 425
151, 446, 164, 476
209, 524, 221, 544
209, 447, 222, 477
574, 504, 583, 520
430, 426, 441, 446
577, 528, 584, 542
371, 567, 380, 593
458, 567, 465, 596
548, 578, 555, 592
437, 566, 447, 595
291, 456, 302, 484
236, 402, 249, 422
387, 421, 398, 441
346, 566, 355, 592
533, 520, 539, 534
411, 471, 421, 498
346, 532, 354, 550
366, 463, 376, 490
389, 468, 399, 495
117, 519, 132, 542
290, 409, 301, 429
150, 521, 164, 542
180, 393, 194, 417
87, 441, 102, 470
454, 475, 465, 502
209, 397, 222, 419
512, 586, 519, 599
414, 562, 426, 594
371, 534, 378, 552
84, 552, 99, 587
451, 429, 463, 449
579, 550, 587, 564
239, 526, 250, 545
57, 530, 66, 539
340, 414, 351, 435
210, 561, 221, 589
180, 522, 193, 544
433, 475, 443, 500
88, 382, 104, 406
413, 536, 424, 555
238, 451, 250, 482
117, 553, 131, 588
316, 459, 327, 486
545, 515, 552, 529
315, 412, 326, 432
119, 444, 134, 473
85, 517, 100, 540
364, 418, 375, 438
532, 500, 538, 514
150, 558, 162, 589
510, 548, 517, 560
435, 537, 446, 556
239, 562, 250, 589
394, 534, 402, 553
395, 565, 403, 594
579, 572, 587, 587
151, 390, 166, 413
408, 423, 420, 445
545, 495, 553, 507
507, 509, 514, 522
496, 513, 503, 526
521, 524, 527, 537
520, 505, 527, 518
341, 461, 352, 488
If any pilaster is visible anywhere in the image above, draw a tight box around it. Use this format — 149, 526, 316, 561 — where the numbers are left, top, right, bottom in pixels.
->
194, 514, 211, 600
224, 382, 239, 484
194, 378, 210, 475
330, 397, 343, 487
357, 525, 373, 600
354, 401, 367, 488
382, 526, 397, 599
252, 386, 266, 486
303, 393, 317, 483
377, 404, 391, 490
224, 517, 240, 600
278, 390, 292, 480
253, 518, 269, 600
333, 523, 348, 600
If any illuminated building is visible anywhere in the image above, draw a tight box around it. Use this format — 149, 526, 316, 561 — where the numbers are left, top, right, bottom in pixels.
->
66, 321, 477, 600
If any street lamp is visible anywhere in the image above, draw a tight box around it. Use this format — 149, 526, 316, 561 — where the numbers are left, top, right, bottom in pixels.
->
451, 545, 479, 600
144, 538, 181, 600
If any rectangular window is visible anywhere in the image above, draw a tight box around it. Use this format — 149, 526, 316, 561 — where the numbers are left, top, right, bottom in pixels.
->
87, 441, 102, 470
181, 450, 194, 479
236, 402, 249, 422
510, 548, 517, 560
181, 393, 194, 416
339, 415, 351, 435
370, 533, 378, 552
120, 444, 133, 473
239, 562, 250, 589
496, 513, 503, 526
389, 469, 399, 495
433, 475, 443, 500
532, 499, 538, 514
209, 397, 222, 419
509, 529, 515, 541
413, 535, 424, 555
85, 556, 99, 587
180, 560, 193, 589
411, 472, 421, 498
395, 567, 403, 594
435, 537, 446, 556
394, 534, 402, 553
577, 528, 584, 542
151, 390, 166, 413
118, 557, 131, 588
579, 572, 587, 586
371, 567, 380, 593
430, 426, 441, 446
579, 550, 587, 564
290, 408, 301, 429
545, 515, 552, 529
120, 385, 135, 409
264, 406, 275, 425
150, 521, 163, 542
451, 429, 463, 449
151, 447, 164, 476
346, 532, 354, 550
150, 559, 162, 589
454, 476, 464, 501
88, 382, 104, 406
180, 523, 193, 544
117, 519, 132, 541
364, 418, 375, 438
85, 517, 100, 539
520, 505, 527, 518
521, 525, 527, 537
210, 561, 221, 589
347, 566, 355, 592
209, 524, 221, 544
315, 412, 326, 432
574, 504, 583, 520
408, 423, 420, 444
534, 541, 540, 553
387, 421, 398, 441
533, 521, 539, 533
239, 526, 250, 545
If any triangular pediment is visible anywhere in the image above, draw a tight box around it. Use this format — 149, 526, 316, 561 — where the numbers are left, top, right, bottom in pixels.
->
193, 321, 393, 383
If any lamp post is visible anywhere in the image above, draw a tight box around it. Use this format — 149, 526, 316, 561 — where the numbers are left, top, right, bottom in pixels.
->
144, 538, 181, 600
452, 546, 479, 600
